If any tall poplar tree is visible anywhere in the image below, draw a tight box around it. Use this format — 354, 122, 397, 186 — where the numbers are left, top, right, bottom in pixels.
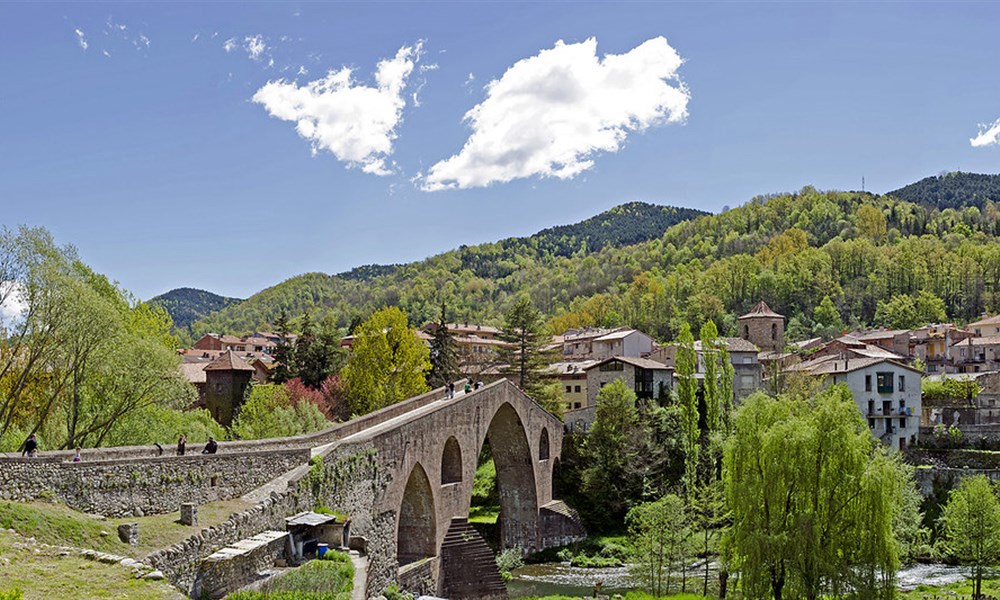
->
675, 323, 699, 489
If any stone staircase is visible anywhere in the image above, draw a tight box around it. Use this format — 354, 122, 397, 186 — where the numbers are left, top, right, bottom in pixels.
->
439, 517, 508, 600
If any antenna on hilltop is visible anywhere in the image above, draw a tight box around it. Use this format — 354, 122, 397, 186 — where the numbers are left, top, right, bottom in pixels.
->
862, 176, 865, 193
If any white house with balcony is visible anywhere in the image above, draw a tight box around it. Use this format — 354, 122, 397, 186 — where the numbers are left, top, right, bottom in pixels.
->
786, 356, 922, 450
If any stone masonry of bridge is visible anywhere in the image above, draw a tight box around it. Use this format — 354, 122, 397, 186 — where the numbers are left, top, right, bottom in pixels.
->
0, 379, 585, 599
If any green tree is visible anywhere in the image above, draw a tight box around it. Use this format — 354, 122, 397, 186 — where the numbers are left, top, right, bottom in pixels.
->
427, 304, 459, 389
296, 315, 345, 389
627, 494, 689, 597
914, 289, 948, 324
813, 295, 843, 337
580, 378, 644, 527
874, 294, 918, 329
675, 323, 699, 489
230, 383, 328, 440
724, 387, 904, 600
270, 310, 294, 384
341, 306, 430, 416
700, 321, 721, 432
498, 296, 555, 399
940, 475, 1000, 599
858, 204, 888, 241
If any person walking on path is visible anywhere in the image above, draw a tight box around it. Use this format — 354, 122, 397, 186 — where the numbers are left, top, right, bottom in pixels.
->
464, 382, 471, 394
72, 447, 82, 462
21, 433, 38, 458
202, 437, 218, 454
447, 382, 455, 399
177, 434, 187, 456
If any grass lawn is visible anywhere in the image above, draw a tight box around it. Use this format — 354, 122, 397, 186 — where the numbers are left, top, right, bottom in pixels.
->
0, 530, 184, 600
469, 504, 500, 524
899, 578, 1000, 598
0, 499, 252, 559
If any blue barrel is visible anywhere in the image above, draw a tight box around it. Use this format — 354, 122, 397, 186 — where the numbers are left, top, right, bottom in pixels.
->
317, 543, 329, 558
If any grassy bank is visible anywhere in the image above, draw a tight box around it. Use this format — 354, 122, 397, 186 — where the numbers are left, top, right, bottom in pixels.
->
0, 499, 251, 559
518, 594, 707, 600
0, 530, 183, 600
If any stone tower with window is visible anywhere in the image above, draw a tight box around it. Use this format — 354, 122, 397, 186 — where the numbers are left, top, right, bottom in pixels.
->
738, 300, 785, 353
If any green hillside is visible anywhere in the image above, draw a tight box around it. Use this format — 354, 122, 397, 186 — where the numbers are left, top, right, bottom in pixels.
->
148, 287, 242, 330
888, 171, 1000, 210
186, 202, 707, 333
192, 184, 1000, 343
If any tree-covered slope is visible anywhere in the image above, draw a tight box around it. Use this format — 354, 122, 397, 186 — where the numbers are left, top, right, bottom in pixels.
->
888, 172, 1000, 210
194, 184, 1000, 344
191, 202, 707, 333
149, 287, 242, 330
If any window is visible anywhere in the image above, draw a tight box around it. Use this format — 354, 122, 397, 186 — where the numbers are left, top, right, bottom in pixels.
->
740, 374, 755, 388
876, 372, 894, 393
599, 361, 624, 372
899, 418, 906, 429
565, 385, 572, 394
867, 400, 875, 414
574, 385, 581, 393
743, 324, 750, 339
742, 356, 753, 364
865, 375, 872, 392
899, 375, 906, 392
574, 402, 582, 409
771, 323, 777, 340
868, 418, 875, 428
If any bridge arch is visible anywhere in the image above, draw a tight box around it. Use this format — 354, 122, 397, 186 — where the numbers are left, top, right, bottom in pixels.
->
481, 401, 540, 552
441, 436, 463, 485
397, 462, 437, 566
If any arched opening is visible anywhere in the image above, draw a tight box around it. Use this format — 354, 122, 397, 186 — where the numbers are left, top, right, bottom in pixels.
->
743, 324, 750, 339
397, 463, 436, 566
771, 322, 777, 341
551, 457, 562, 499
539, 428, 550, 461
441, 436, 463, 484
468, 402, 540, 553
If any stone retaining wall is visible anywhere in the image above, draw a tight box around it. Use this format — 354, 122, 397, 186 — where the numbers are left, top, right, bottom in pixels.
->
194, 530, 291, 599
914, 465, 1000, 497
0, 447, 309, 517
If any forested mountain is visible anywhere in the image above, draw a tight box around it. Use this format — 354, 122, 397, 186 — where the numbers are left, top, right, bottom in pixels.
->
149, 287, 242, 330
174, 202, 706, 333
888, 172, 1000, 210
190, 183, 1000, 343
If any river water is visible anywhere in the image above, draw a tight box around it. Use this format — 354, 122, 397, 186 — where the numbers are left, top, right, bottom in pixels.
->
507, 561, 970, 598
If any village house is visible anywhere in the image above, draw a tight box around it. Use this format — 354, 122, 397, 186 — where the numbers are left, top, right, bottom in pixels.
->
194, 333, 278, 355
560, 327, 652, 360
548, 361, 596, 411
583, 356, 674, 407
952, 337, 1000, 373
967, 314, 1000, 337
786, 356, 922, 450
650, 337, 763, 403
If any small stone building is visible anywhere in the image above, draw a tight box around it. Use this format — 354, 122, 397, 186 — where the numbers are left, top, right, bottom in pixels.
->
204, 350, 255, 426
738, 300, 785, 353
584, 356, 674, 407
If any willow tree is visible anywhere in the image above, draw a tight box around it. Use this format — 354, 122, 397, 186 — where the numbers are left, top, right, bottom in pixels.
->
724, 386, 904, 600
941, 475, 1000, 599
675, 323, 699, 488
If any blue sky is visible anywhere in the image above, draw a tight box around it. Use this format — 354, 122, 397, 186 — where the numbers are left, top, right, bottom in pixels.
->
1, 2, 999, 301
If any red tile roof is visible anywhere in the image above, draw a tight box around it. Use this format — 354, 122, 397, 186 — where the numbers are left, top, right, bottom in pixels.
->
204, 350, 255, 372
738, 300, 784, 320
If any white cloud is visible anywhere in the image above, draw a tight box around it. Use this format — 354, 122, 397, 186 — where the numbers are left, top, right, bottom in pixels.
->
103, 50, 111, 58
252, 42, 423, 176
192, 33, 200, 43
244, 35, 267, 61
971, 118, 1000, 148
74, 28, 88, 51
223, 37, 237, 53
420, 36, 689, 191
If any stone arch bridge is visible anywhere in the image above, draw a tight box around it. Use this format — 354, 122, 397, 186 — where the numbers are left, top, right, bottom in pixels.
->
0, 379, 585, 599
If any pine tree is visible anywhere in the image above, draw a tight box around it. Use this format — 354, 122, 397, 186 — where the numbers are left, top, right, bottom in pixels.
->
427, 303, 459, 389
270, 310, 294, 384
498, 296, 555, 399
297, 315, 345, 389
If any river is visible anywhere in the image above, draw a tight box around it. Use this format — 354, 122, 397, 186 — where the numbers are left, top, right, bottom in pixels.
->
507, 561, 970, 598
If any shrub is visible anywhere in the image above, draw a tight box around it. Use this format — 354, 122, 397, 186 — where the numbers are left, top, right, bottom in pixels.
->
496, 547, 525, 575
225, 553, 352, 599
0, 589, 23, 600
